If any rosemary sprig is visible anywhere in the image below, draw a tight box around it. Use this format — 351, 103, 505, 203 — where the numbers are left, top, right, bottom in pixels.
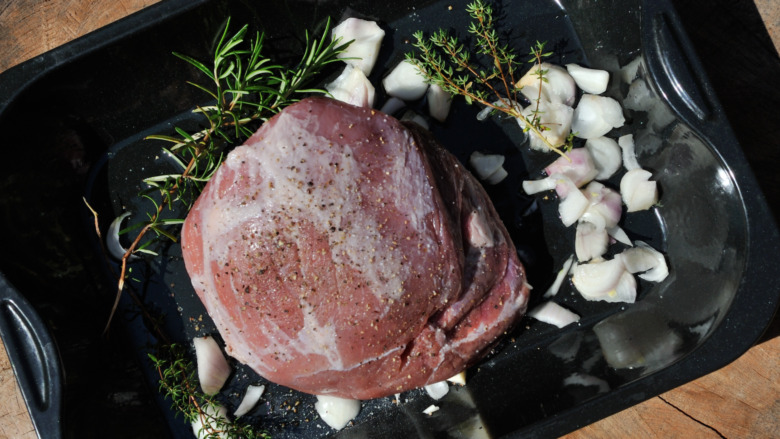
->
406, 0, 573, 156
150, 344, 269, 439
103, 18, 349, 332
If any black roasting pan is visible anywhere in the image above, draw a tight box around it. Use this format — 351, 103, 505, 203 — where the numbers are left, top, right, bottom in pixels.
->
0, 0, 778, 438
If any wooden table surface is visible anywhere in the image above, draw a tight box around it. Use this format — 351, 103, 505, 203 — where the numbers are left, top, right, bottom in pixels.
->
0, 1, 778, 438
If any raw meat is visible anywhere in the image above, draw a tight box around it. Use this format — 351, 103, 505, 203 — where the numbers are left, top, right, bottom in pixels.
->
181, 97, 529, 399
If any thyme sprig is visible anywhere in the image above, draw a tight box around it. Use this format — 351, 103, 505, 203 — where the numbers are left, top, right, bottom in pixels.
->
406, 0, 573, 156
103, 18, 349, 332
150, 344, 269, 439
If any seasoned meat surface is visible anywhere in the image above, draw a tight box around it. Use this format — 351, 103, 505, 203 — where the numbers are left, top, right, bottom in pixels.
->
182, 97, 529, 399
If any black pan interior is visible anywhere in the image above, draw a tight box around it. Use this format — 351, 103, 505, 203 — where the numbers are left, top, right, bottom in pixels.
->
0, 0, 771, 438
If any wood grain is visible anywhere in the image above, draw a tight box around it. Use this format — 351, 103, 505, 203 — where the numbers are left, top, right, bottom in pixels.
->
0, 337, 37, 439
0, 0, 158, 73
0, 1, 778, 438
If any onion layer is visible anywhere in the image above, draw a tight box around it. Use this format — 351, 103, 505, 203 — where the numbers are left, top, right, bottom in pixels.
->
383, 60, 428, 100
193, 336, 232, 396
315, 395, 361, 430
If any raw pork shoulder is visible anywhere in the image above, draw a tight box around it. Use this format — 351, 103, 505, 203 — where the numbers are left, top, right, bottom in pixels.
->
182, 97, 529, 399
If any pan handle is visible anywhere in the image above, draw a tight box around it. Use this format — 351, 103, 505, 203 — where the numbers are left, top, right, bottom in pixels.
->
0, 275, 62, 439
641, 0, 718, 128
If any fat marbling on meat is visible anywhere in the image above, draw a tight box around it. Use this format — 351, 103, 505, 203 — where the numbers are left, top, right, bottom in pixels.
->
181, 97, 530, 399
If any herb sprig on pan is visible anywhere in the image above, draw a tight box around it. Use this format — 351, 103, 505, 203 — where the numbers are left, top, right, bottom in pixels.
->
405, 0, 573, 156
150, 344, 270, 439
102, 18, 349, 331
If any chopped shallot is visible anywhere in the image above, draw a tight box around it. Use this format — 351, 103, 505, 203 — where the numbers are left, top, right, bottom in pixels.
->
383, 60, 428, 100
571, 258, 631, 302
575, 221, 609, 262
518, 99, 574, 151
424, 381, 450, 400
558, 184, 589, 227
107, 211, 138, 261
620, 168, 658, 212
584, 137, 622, 180
543, 255, 575, 298
608, 225, 633, 246
522, 176, 557, 195
234, 384, 265, 418
469, 152, 507, 184
332, 18, 385, 75
565, 63, 609, 95
426, 84, 453, 122
618, 134, 641, 171
193, 336, 231, 396
571, 94, 625, 139
446, 371, 467, 386
326, 65, 375, 108
422, 405, 440, 416
517, 62, 577, 106
620, 241, 668, 282
580, 182, 622, 230
544, 147, 598, 190
315, 395, 361, 430
192, 403, 229, 439
528, 301, 581, 328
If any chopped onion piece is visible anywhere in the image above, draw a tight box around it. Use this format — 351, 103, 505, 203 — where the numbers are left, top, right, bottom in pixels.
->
608, 226, 632, 246
522, 176, 557, 195
517, 62, 577, 106
332, 18, 385, 75
383, 60, 428, 100
584, 137, 622, 180
446, 371, 466, 386
422, 405, 440, 416
571, 94, 625, 139
612, 270, 638, 303
315, 395, 361, 430
427, 84, 453, 122
192, 403, 229, 439
469, 152, 505, 180
379, 97, 405, 115
234, 385, 265, 418
326, 65, 375, 108
543, 255, 575, 298
518, 100, 574, 151
544, 148, 598, 190
620, 168, 658, 212
424, 381, 450, 400
193, 336, 231, 396
566, 63, 609, 95
621, 241, 668, 282
559, 187, 589, 227
484, 166, 508, 185
581, 182, 622, 230
107, 211, 138, 261
528, 301, 581, 328
618, 134, 641, 171
575, 221, 609, 262
571, 258, 626, 301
